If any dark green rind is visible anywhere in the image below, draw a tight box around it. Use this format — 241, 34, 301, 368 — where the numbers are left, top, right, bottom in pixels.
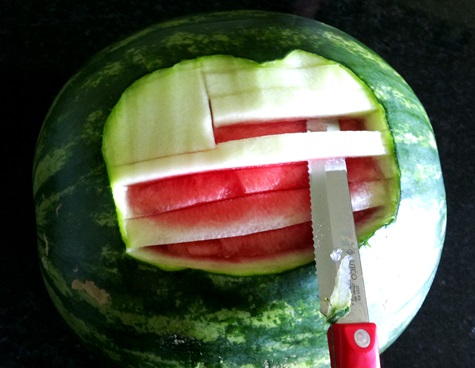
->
33, 11, 446, 367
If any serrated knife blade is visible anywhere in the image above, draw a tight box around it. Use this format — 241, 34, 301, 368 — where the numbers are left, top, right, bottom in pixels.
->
307, 119, 381, 368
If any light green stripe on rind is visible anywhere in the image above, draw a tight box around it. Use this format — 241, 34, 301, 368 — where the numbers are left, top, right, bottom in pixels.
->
32, 146, 72, 197
41, 249, 329, 367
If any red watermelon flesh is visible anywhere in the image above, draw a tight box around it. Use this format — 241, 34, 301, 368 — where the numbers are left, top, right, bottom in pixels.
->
142, 207, 379, 262
152, 223, 313, 260
125, 162, 309, 218
123, 119, 394, 263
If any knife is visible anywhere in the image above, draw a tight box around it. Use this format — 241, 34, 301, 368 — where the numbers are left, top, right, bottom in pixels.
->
307, 118, 381, 368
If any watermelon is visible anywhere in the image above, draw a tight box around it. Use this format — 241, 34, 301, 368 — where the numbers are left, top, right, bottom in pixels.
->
33, 10, 446, 367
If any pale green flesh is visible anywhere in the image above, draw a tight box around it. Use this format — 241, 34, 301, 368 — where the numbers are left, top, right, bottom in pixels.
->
102, 50, 398, 275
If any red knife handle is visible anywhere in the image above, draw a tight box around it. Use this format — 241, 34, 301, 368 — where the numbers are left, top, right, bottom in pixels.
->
327, 322, 380, 368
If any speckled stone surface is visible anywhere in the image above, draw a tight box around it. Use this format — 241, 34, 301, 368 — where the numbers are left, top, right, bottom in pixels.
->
2, 0, 474, 367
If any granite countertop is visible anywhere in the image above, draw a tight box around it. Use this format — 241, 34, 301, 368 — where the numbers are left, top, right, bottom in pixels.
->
2, 0, 474, 367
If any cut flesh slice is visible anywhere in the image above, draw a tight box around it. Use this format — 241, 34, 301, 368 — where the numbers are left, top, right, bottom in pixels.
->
205, 64, 362, 98
214, 118, 367, 143
214, 119, 307, 143
124, 189, 311, 248
124, 162, 309, 219
167, 222, 312, 258
205, 64, 376, 126
103, 67, 215, 166
128, 206, 385, 276
349, 179, 396, 211
129, 223, 315, 275
109, 129, 388, 187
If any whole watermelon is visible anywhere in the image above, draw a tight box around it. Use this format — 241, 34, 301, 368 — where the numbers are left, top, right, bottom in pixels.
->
33, 10, 446, 367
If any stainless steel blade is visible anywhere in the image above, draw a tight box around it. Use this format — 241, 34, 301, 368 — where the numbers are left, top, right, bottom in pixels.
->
307, 119, 369, 324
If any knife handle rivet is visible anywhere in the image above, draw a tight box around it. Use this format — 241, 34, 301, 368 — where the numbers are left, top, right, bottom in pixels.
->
354, 328, 371, 348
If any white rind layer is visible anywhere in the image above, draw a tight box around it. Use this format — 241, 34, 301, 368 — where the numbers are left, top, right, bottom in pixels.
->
110, 130, 389, 187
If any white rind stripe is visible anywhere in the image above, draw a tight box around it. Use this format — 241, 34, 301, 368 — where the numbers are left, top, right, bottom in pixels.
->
110, 130, 388, 187
210, 88, 376, 126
